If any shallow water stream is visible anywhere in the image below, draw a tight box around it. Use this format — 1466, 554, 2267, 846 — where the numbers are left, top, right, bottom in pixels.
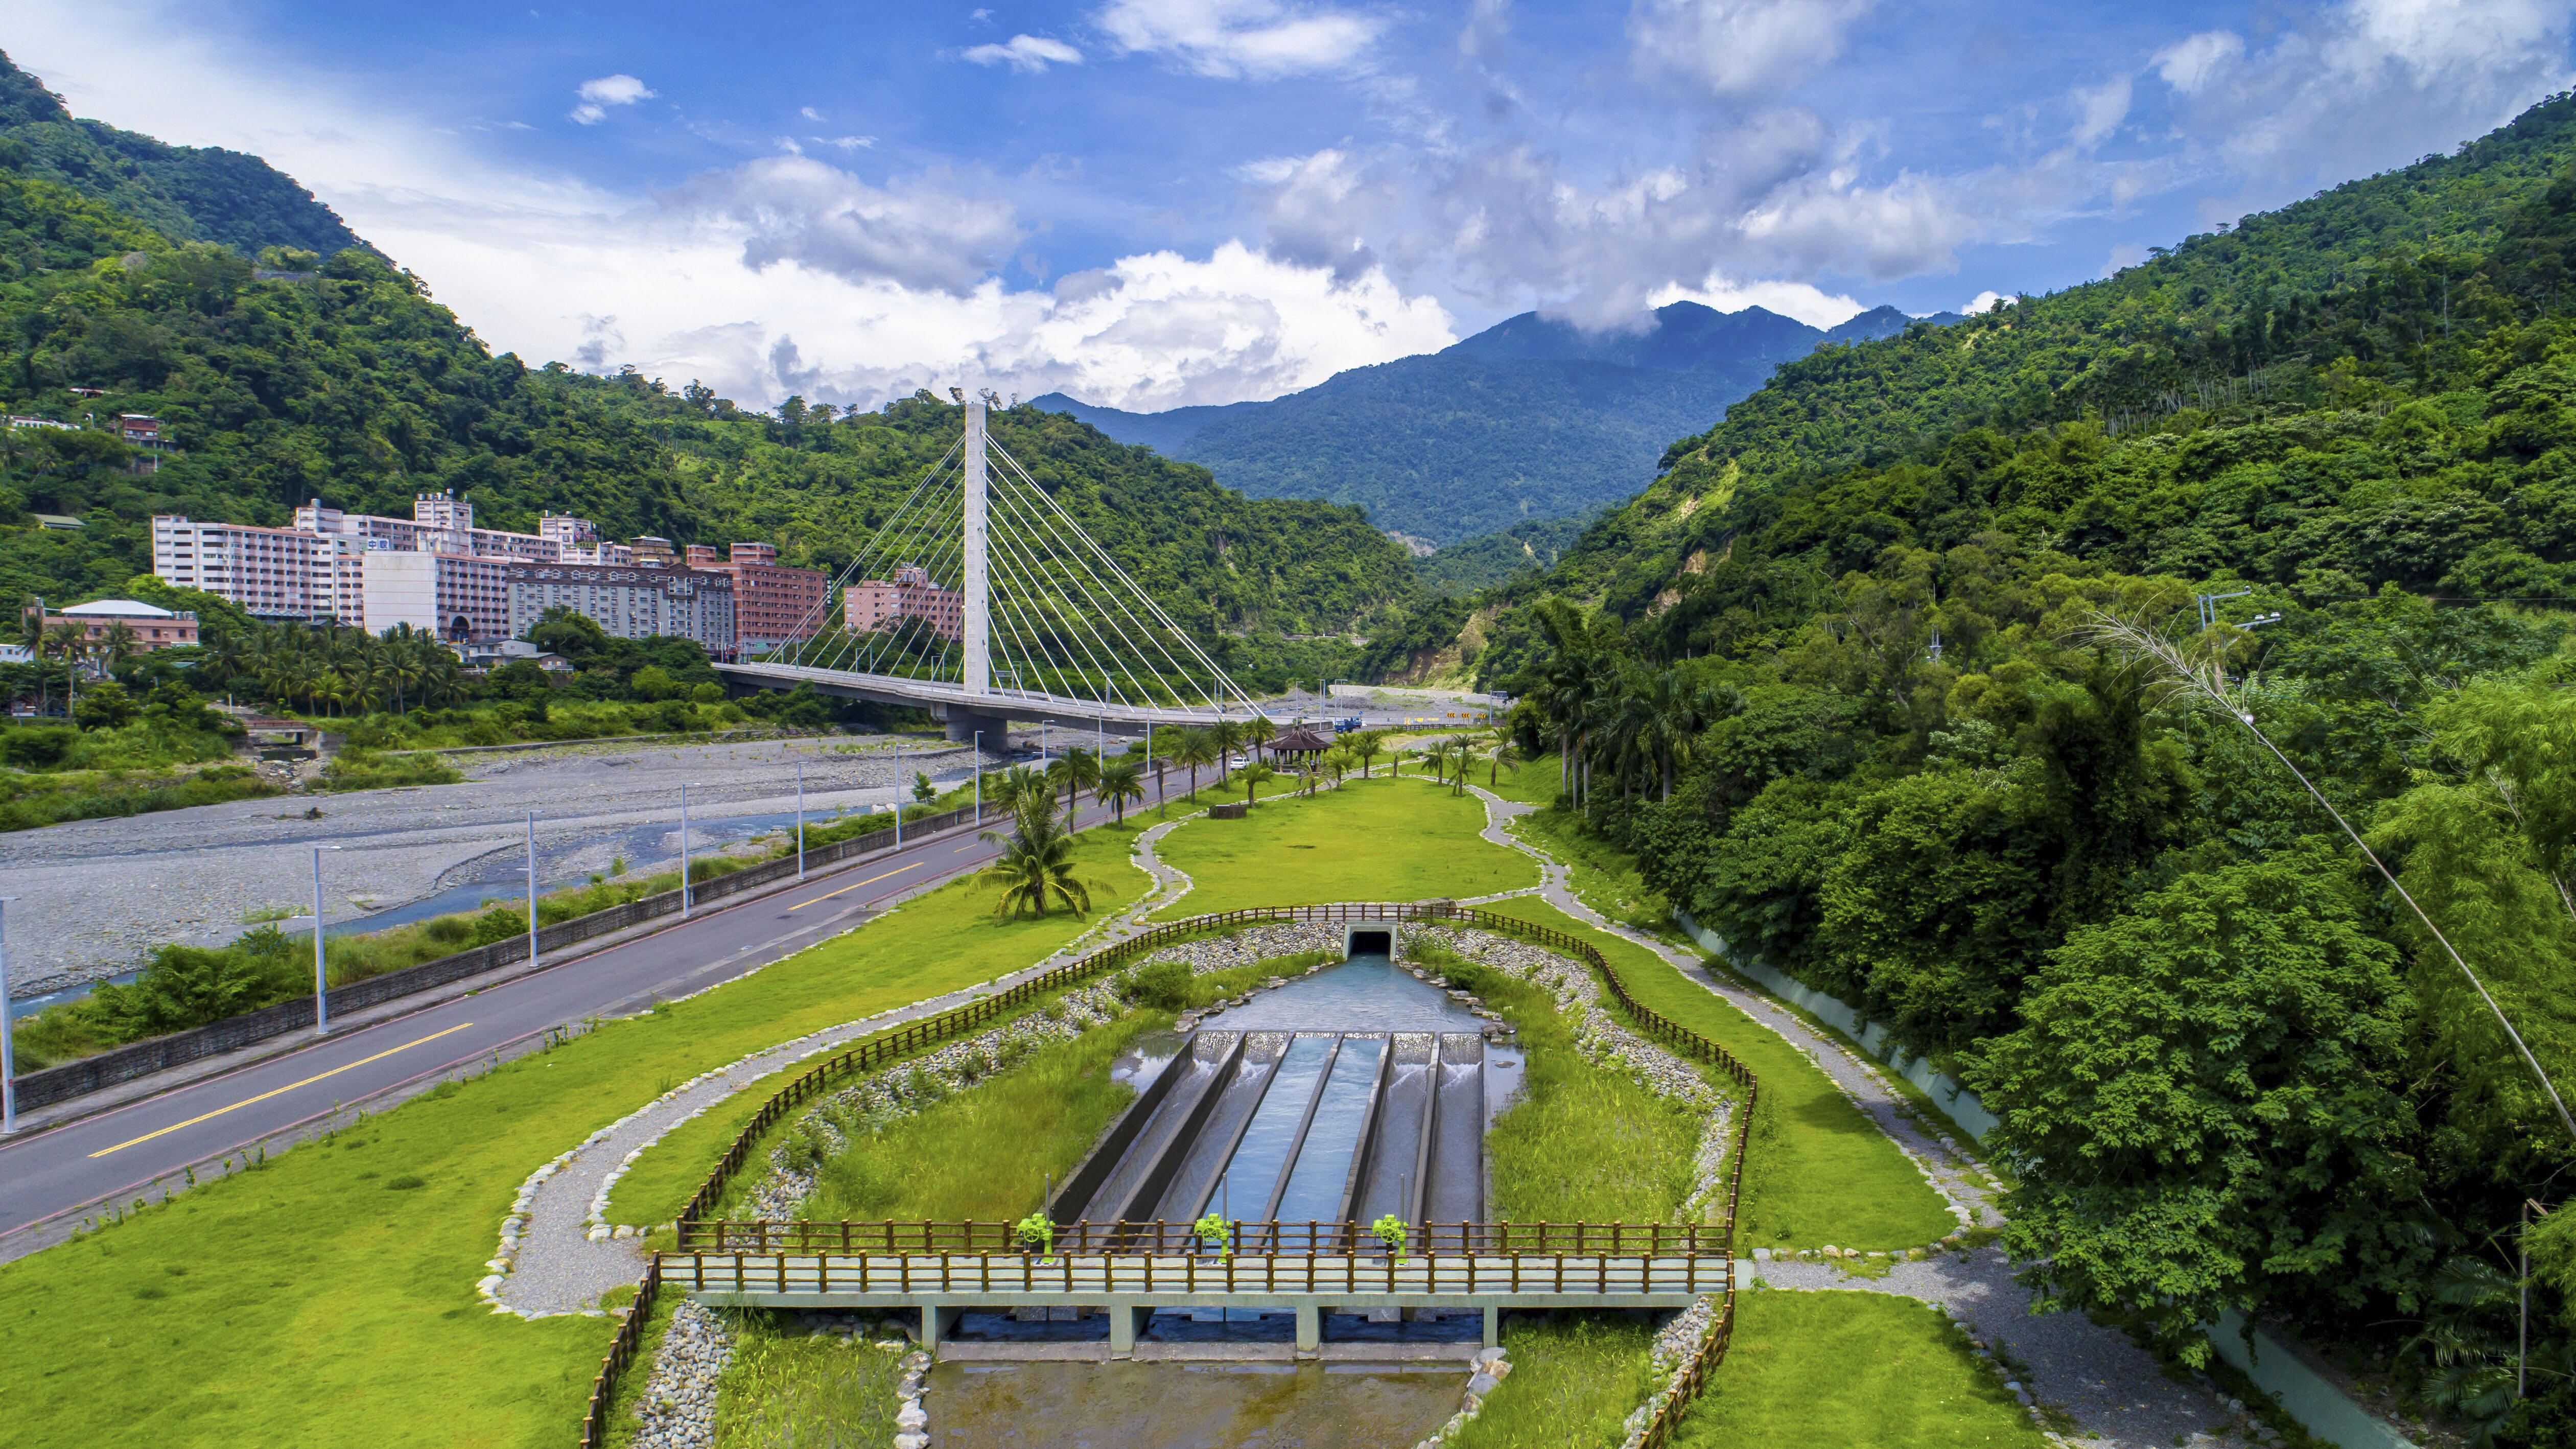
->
926, 1360, 1466, 1448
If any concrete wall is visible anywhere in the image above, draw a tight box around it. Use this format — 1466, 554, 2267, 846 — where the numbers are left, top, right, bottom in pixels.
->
1670, 909, 1999, 1141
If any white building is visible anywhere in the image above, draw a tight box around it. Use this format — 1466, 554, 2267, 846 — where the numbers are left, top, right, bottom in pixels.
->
360, 551, 512, 641
151, 516, 347, 621
504, 561, 735, 657
293, 493, 568, 563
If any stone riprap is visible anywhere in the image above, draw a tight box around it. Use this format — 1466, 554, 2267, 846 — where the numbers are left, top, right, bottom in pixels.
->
1408, 1343, 1514, 1448
628, 1299, 733, 1449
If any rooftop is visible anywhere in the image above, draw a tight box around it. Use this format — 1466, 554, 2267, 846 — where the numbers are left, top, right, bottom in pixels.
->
61, 598, 175, 618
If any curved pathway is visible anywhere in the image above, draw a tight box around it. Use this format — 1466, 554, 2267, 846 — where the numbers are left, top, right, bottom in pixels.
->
1455, 780, 2237, 1449
488, 812, 1201, 1317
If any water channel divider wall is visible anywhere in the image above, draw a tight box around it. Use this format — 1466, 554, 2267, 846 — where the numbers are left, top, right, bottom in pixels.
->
577, 901, 1762, 1449
10, 805, 980, 1113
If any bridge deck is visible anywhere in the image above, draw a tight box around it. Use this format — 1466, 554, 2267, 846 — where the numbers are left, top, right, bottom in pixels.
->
665, 1250, 1729, 1309
714, 661, 1257, 728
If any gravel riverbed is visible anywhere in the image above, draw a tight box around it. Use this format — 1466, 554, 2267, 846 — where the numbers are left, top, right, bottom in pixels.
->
0, 733, 988, 994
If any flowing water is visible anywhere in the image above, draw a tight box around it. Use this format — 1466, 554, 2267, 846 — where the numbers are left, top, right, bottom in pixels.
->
926, 1360, 1466, 1448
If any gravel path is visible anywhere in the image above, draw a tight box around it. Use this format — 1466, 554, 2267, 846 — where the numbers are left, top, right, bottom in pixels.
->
1, 734, 985, 993
1457, 781, 2237, 1448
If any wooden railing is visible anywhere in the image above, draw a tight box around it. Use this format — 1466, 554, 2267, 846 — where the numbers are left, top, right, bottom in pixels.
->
671, 1245, 1728, 1299
579, 1255, 663, 1449
578, 900, 1760, 1446
677, 1218, 1730, 1256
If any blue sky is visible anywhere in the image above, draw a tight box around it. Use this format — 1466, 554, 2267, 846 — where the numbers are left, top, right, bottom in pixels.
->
6, 1, 2571, 411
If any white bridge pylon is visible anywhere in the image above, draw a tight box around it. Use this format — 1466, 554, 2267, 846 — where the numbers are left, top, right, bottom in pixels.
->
715, 396, 1269, 733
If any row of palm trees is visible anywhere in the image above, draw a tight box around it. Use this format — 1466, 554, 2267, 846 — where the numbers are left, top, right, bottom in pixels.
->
195, 622, 469, 717
1513, 599, 1732, 805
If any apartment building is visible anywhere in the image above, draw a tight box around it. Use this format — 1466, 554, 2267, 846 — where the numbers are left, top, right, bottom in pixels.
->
152, 515, 367, 623
688, 541, 828, 655
361, 550, 512, 641
503, 561, 736, 657
294, 493, 565, 562
28, 599, 198, 651
844, 563, 963, 643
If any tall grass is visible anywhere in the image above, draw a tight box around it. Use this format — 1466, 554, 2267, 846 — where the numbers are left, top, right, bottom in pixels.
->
1447, 1314, 1657, 1449
1669, 1291, 2045, 1447
706, 1311, 908, 1449
801, 1012, 1160, 1223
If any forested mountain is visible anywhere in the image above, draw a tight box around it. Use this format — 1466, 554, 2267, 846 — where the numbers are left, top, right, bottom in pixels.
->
0, 54, 358, 259
1476, 90, 2576, 1440
1033, 300, 1941, 545
0, 50, 1415, 692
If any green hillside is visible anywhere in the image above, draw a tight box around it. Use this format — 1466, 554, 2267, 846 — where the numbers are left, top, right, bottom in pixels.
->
0, 76, 1416, 689
1473, 90, 2576, 1440
0, 53, 358, 259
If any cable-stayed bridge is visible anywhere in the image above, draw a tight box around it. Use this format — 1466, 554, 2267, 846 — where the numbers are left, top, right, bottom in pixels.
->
713, 398, 1269, 739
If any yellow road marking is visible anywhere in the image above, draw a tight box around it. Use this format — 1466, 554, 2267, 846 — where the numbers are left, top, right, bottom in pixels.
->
88, 1022, 478, 1158
788, 862, 922, 910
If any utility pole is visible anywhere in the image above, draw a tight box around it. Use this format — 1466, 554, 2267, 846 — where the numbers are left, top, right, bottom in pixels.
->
311, 845, 342, 1035
795, 761, 806, 879
972, 731, 982, 826
963, 397, 991, 698
525, 811, 540, 971
0, 896, 17, 1135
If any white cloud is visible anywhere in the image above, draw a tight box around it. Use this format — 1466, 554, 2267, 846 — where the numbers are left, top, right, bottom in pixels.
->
820, 135, 876, 150
1648, 273, 1863, 328
1962, 289, 2007, 313
800, 106, 825, 121
961, 34, 1085, 73
1627, 0, 1878, 103
2152, 0, 2574, 217
2153, 31, 2243, 96
2100, 243, 2148, 276
570, 72, 654, 125
2070, 74, 2131, 147
1, 5, 1447, 411
1095, 0, 1386, 79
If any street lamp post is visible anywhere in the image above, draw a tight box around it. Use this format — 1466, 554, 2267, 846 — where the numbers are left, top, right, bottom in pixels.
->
972, 731, 982, 826
795, 761, 807, 880
525, 810, 540, 972
0, 895, 18, 1135
312, 845, 343, 1036
680, 784, 694, 918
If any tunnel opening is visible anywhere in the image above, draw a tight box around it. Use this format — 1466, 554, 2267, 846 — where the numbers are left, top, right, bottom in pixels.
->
1345, 928, 1391, 958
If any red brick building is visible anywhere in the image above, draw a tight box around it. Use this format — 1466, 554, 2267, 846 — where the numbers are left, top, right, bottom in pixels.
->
690, 542, 828, 655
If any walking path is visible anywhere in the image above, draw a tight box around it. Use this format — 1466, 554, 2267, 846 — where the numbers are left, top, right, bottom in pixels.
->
1457, 780, 2239, 1449
488, 816, 1199, 1318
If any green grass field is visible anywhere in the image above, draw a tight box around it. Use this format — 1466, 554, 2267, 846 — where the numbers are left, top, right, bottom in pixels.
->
0, 824, 1151, 1448
1448, 1313, 1657, 1449
1148, 775, 1534, 918
1670, 1292, 2047, 1447
1476, 896, 1956, 1251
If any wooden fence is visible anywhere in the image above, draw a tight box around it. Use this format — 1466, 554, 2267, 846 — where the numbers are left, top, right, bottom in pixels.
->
678, 1218, 1730, 1256
11, 804, 979, 1112
577, 900, 1759, 1447
672, 1246, 1729, 1299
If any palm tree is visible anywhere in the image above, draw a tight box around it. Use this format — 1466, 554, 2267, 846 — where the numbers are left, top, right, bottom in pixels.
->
1174, 728, 1216, 800
1488, 742, 1522, 789
99, 620, 137, 671
1245, 714, 1275, 764
1351, 730, 1384, 779
1210, 718, 1245, 785
1320, 745, 1354, 791
44, 620, 84, 716
975, 797, 1092, 920
1095, 758, 1144, 824
1051, 745, 1100, 822
990, 764, 1048, 815
1239, 761, 1277, 806
20, 601, 50, 715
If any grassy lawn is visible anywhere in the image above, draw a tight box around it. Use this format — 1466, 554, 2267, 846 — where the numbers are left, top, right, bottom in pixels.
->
1476, 896, 1956, 1252
1508, 806, 1668, 930
0, 824, 1151, 1449
1148, 775, 1534, 918
1414, 941, 1701, 1224
702, 1311, 909, 1447
1670, 1291, 2046, 1447
1484, 749, 1567, 809
1449, 1313, 1657, 1449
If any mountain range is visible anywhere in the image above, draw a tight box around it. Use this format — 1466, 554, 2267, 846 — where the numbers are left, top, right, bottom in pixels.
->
1034, 299, 1959, 546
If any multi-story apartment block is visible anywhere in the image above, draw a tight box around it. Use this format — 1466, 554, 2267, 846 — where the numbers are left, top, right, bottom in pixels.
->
294, 493, 564, 562
844, 563, 963, 643
504, 562, 735, 657
361, 550, 512, 641
629, 536, 677, 568
691, 542, 827, 655
152, 515, 365, 623
539, 514, 598, 549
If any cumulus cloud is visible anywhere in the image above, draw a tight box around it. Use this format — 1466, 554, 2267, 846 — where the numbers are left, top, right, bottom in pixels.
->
962, 34, 1085, 73
1095, 0, 1387, 79
652, 157, 1021, 296
2070, 74, 2131, 147
1627, 0, 1878, 103
2152, 0, 2572, 202
1962, 289, 2007, 313
1647, 273, 1863, 328
570, 73, 653, 125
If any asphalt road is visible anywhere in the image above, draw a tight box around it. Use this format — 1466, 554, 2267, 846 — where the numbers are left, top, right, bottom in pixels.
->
0, 797, 1126, 1239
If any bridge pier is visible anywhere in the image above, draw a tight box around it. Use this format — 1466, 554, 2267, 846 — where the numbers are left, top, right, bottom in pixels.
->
921, 1301, 964, 1358
1107, 1303, 1152, 1358
932, 703, 1013, 745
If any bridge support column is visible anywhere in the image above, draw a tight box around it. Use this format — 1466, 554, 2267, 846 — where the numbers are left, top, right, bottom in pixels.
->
1483, 1305, 1501, 1348
1295, 1304, 1322, 1353
935, 705, 1012, 745
1108, 1304, 1151, 1358
919, 1302, 963, 1359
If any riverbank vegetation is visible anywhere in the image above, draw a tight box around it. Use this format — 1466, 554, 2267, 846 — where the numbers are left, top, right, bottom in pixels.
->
1671, 1291, 2046, 1447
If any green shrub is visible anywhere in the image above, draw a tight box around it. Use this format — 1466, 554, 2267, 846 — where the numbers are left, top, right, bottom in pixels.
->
1119, 959, 1192, 1010
468, 906, 527, 946
2, 727, 75, 768
423, 916, 473, 945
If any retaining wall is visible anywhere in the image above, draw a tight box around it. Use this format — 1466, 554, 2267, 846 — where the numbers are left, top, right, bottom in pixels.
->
10, 805, 979, 1112
1670, 909, 1999, 1141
